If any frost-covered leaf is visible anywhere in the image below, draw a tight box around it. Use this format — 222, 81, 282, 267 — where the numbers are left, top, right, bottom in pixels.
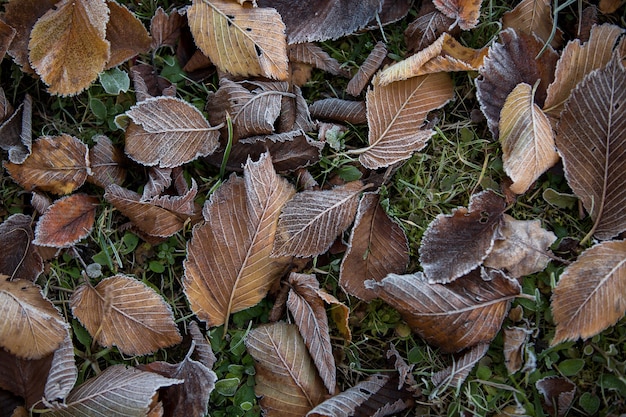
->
150, 7, 186, 50
535, 376, 576, 417
105, 0, 151, 69
502, 0, 562, 47
309, 99, 367, 125
346, 41, 387, 97
44, 333, 76, 406
0, 94, 32, 164
432, 343, 489, 390
288, 43, 349, 77
503, 326, 533, 374
87, 135, 126, 188
33, 194, 99, 248
404, 1, 456, 52
0, 214, 43, 282
433, 0, 481, 29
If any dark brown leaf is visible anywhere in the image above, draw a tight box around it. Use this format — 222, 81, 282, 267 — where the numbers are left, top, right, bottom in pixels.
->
432, 343, 489, 390
33, 194, 99, 248
346, 41, 387, 97
0, 214, 43, 282
0, 19, 16, 62
130, 64, 176, 102
535, 376, 576, 417
433, 0, 481, 29
105, 1, 151, 69
288, 43, 349, 77
188, 321, 216, 369
87, 135, 126, 188
419, 190, 506, 283
503, 326, 533, 374
0, 93, 31, 164
405, 1, 457, 53
365, 0, 413, 28
150, 7, 186, 50
0, 348, 52, 408
309, 99, 367, 124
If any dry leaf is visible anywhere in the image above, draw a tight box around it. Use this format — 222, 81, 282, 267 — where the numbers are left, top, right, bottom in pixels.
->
288, 43, 349, 77
405, 1, 457, 53
70, 274, 182, 355
432, 343, 489, 390
0, 214, 43, 282
87, 135, 126, 188
433, 0, 481, 30
499, 82, 559, 194
45, 365, 182, 417
33, 194, 99, 248
0, 19, 16, 62
272, 181, 362, 257
366, 268, 521, 352
0, 348, 52, 409
246, 322, 326, 417
365, 0, 413, 28
43, 333, 77, 406
309, 99, 367, 125
0, 94, 32, 164
317, 291, 352, 345
599, 0, 626, 13
556, 52, 626, 240
0, 389, 23, 417
104, 1, 151, 69
484, 214, 557, 278
188, 0, 288, 79
502, 0, 562, 47
125, 96, 220, 168
188, 321, 217, 369
346, 41, 387, 97
535, 376, 576, 417
419, 190, 506, 283
28, 0, 110, 96
287, 273, 336, 394
340, 192, 409, 301
503, 326, 533, 374
3, 134, 90, 195
0, 276, 69, 359
360, 72, 454, 169
183, 153, 295, 328
551, 240, 626, 345
476, 28, 558, 139
150, 7, 186, 50
130, 64, 176, 102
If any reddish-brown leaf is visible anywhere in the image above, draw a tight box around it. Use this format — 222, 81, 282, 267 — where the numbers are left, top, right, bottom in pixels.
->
432, 343, 489, 390
0, 348, 52, 409
33, 194, 99, 248
0, 214, 43, 282
87, 135, 126, 188
433, 0, 481, 30
346, 41, 387, 96
105, 0, 151, 69
309, 99, 367, 125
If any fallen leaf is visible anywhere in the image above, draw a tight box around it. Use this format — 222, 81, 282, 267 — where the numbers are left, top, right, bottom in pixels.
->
245, 322, 326, 417
309, 99, 367, 125
365, 0, 413, 28
0, 348, 52, 409
287, 273, 336, 394
340, 192, 409, 301
130, 64, 176, 102
33, 194, 99, 248
272, 181, 362, 258
544, 24, 624, 118
433, 0, 481, 30
599, 0, 626, 13
150, 7, 186, 50
188, 0, 288, 79
386, 344, 417, 389
28, 0, 110, 96
257, 0, 384, 43
0, 93, 31, 164
183, 153, 295, 328
432, 343, 489, 390
45, 365, 182, 417
499, 82, 559, 194
346, 41, 387, 97
0, 276, 69, 359
476, 28, 558, 138
0, 19, 16, 61
87, 135, 126, 188
188, 321, 217, 369
3, 134, 90, 195
0, 389, 23, 417
555, 52, 626, 240
288, 43, 349, 77
43, 333, 77, 406
366, 268, 521, 352
419, 190, 506, 283
405, 1, 457, 53
502, 0, 562, 47
551, 240, 626, 345
0, 214, 43, 282
484, 214, 557, 278
359, 72, 454, 169
317, 291, 352, 345
535, 376, 576, 417
124, 96, 220, 168
105, 1, 151, 69
70, 274, 182, 355
503, 326, 533, 374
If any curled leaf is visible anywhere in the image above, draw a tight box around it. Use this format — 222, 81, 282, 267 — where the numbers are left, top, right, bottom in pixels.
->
346, 41, 387, 96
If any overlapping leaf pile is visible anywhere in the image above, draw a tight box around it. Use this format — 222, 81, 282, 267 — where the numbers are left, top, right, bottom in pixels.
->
0, 0, 625, 416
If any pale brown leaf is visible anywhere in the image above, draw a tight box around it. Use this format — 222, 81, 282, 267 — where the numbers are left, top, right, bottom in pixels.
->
183, 153, 295, 328
70, 274, 182, 355
3, 134, 90, 195
272, 181, 362, 257
287, 273, 336, 394
340, 192, 408, 301
0, 276, 69, 359
503, 326, 533, 374
432, 343, 489, 390
502, 0, 562, 47
433, 0, 481, 29
309, 99, 367, 125
125, 96, 220, 168
551, 240, 626, 346
33, 194, 99, 248
28, 0, 110, 96
366, 268, 521, 352
499, 82, 559, 194
346, 41, 387, 97
0, 94, 32, 164
43, 333, 76, 406
555, 52, 626, 240
105, 1, 151, 69
188, 0, 288, 79
87, 135, 126, 188
0, 214, 43, 282
246, 322, 326, 417
317, 291, 352, 345
288, 43, 349, 77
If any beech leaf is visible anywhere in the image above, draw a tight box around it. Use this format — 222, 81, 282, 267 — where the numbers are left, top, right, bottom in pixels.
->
503, 326, 533, 374
33, 194, 99, 248
87, 135, 126, 188
346, 41, 387, 97
309, 99, 367, 125
44, 333, 77, 406
551, 240, 626, 346
0, 214, 43, 282
366, 268, 521, 353
432, 0, 481, 30
150, 7, 186, 50
245, 322, 326, 417
502, 0, 563, 47
404, 2, 456, 53
535, 376, 576, 417
105, 0, 151, 69
28, 0, 110, 96
188, 0, 288, 80
0, 348, 52, 409
183, 153, 295, 328
70, 274, 183, 356
432, 343, 489, 390
124, 96, 220, 168
288, 43, 349, 77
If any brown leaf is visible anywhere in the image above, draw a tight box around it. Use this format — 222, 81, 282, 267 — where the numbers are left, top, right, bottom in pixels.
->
317, 291, 352, 345
499, 82, 559, 194
0, 348, 52, 408
130, 64, 176, 102
183, 153, 295, 328
555, 52, 626, 240
70, 274, 182, 355
0, 214, 43, 282
535, 376, 576, 417
287, 273, 336, 394
502, 0, 562, 47
125, 96, 220, 168
0, 93, 31, 165
3, 134, 89, 195
366, 268, 520, 352
551, 240, 626, 345
360, 72, 453, 169
405, 1, 457, 53
272, 181, 362, 258
105, 0, 151, 69
150, 7, 186, 50
87, 135, 126, 188
188, 321, 216, 369
43, 333, 76, 406
0, 389, 23, 417
257, 0, 384, 43
346, 41, 387, 97
503, 326, 533, 374
0, 19, 16, 62
33, 194, 99, 248
419, 190, 506, 283
0, 87, 13, 122
340, 192, 409, 301
476, 28, 558, 139
288, 43, 349, 77
28, 0, 110, 96
309, 99, 367, 124
543, 24, 624, 118
245, 322, 326, 417
432, 343, 489, 390
433, 0, 481, 30
365, 0, 413, 28
188, 0, 288, 79
45, 365, 182, 417
0, 276, 69, 359
599, 0, 626, 13
484, 214, 557, 278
